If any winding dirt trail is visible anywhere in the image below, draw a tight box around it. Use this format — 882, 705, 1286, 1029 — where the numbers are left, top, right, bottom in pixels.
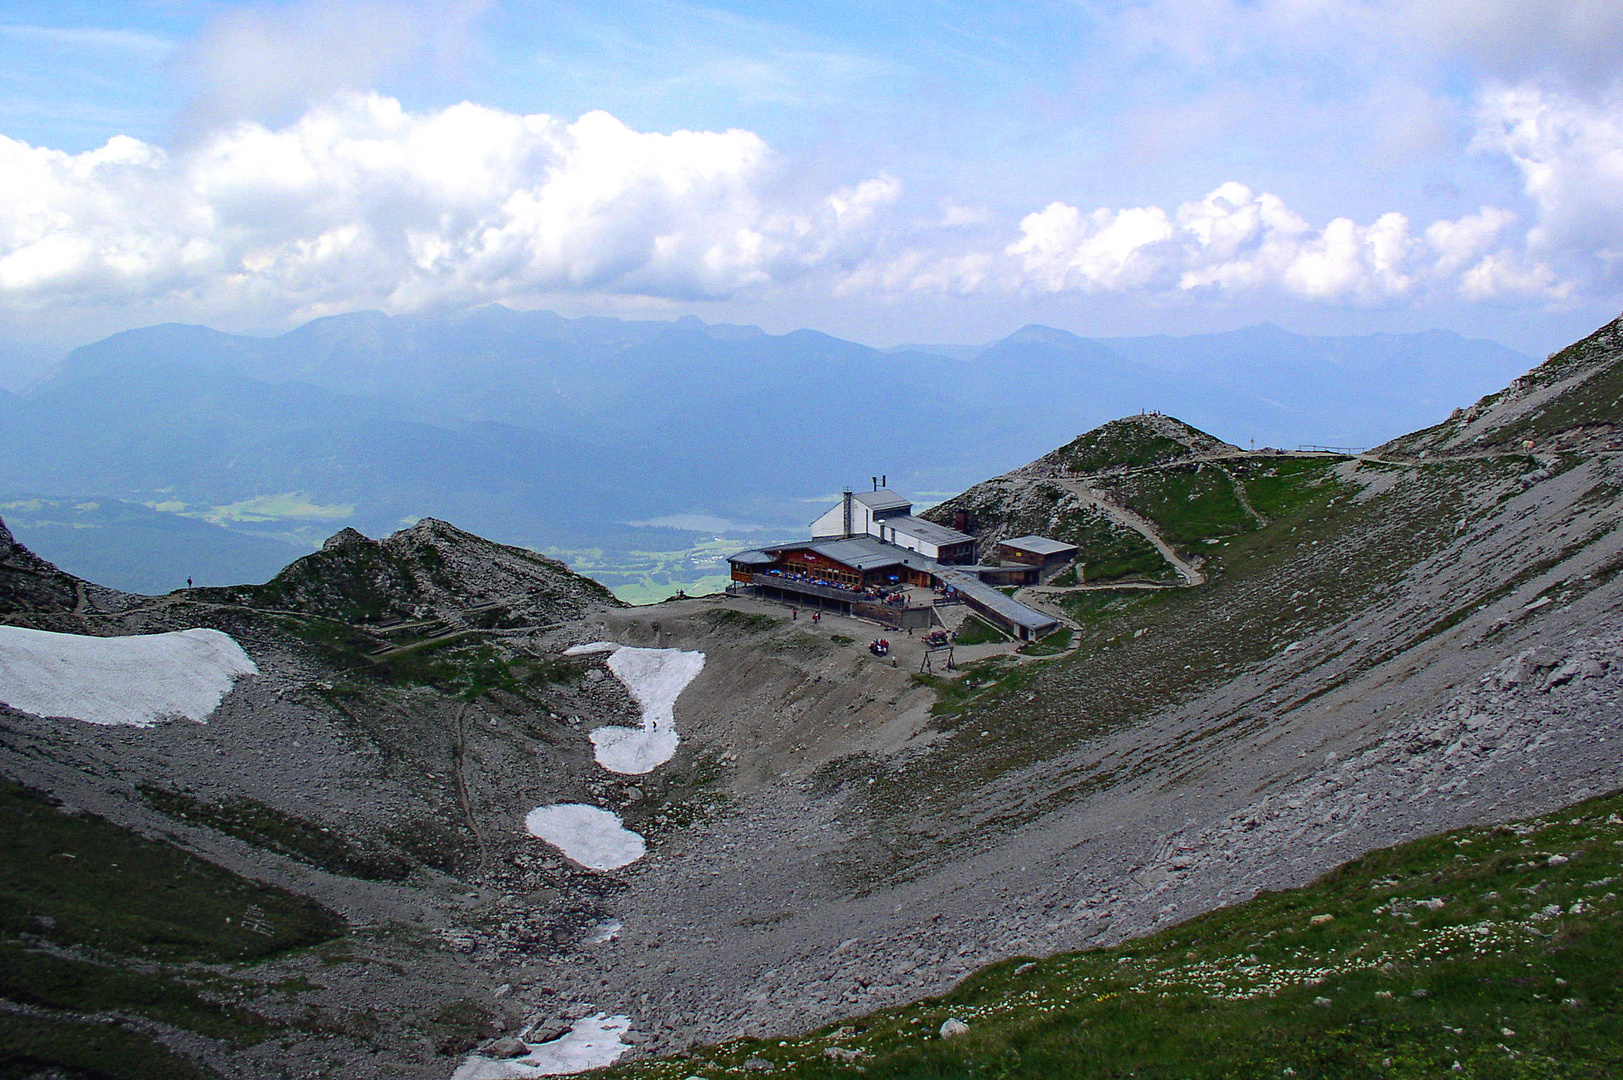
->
1052, 479, 1207, 587
1211, 463, 1269, 528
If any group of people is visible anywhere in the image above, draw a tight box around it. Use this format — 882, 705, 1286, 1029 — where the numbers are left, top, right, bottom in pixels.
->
761, 566, 862, 593
762, 566, 917, 607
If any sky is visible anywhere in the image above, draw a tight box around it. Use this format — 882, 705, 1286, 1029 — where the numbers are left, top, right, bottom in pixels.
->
0, 0, 1621, 380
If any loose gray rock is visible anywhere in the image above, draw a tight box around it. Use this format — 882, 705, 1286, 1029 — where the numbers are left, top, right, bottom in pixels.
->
483, 1037, 530, 1059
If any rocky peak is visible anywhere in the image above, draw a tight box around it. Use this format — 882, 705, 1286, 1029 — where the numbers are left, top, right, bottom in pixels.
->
1017, 413, 1238, 478
211, 517, 622, 627
321, 527, 374, 551
391, 517, 471, 547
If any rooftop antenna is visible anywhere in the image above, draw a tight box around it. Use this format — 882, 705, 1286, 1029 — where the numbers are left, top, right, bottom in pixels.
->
882, 474, 887, 488
871, 476, 878, 491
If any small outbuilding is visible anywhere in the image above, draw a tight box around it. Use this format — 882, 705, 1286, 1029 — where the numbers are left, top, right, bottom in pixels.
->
998, 535, 1080, 581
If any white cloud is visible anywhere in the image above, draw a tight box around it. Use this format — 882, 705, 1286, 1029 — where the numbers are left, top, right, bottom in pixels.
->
1007, 202, 1175, 293
877, 179, 1567, 305
1003, 182, 1422, 303
1424, 206, 1515, 278
0, 93, 901, 319
1473, 83, 1623, 284
0, 76, 1608, 323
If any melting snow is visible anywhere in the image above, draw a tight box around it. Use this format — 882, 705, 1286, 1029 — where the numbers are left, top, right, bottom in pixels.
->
563, 641, 620, 656
451, 1014, 632, 1078
524, 804, 645, 870
588, 646, 705, 774
0, 626, 257, 727
586, 918, 622, 943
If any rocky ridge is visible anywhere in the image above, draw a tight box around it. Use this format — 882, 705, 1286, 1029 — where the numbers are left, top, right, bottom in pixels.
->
1383, 312, 1623, 458
195, 517, 622, 628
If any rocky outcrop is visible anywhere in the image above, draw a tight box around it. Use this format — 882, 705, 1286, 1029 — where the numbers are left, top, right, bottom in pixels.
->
197, 516, 623, 627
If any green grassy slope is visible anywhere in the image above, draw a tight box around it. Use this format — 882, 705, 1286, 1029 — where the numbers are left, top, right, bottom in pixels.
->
608, 789, 1623, 1079
0, 780, 346, 1078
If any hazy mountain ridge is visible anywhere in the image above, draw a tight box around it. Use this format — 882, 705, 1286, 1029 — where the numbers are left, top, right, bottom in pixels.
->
3, 307, 1532, 596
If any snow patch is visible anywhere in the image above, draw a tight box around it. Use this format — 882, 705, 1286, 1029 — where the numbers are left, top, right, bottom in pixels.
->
563, 641, 620, 656
589, 646, 705, 774
451, 1014, 632, 1078
524, 804, 645, 870
0, 626, 257, 727
587, 919, 622, 944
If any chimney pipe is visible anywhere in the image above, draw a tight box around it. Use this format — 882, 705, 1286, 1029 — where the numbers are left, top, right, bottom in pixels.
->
842, 489, 853, 538
881, 474, 886, 488
871, 476, 877, 491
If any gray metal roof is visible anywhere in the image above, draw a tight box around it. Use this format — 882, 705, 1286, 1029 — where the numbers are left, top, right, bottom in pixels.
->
937, 569, 1059, 634
727, 549, 778, 565
852, 489, 911, 513
881, 514, 973, 547
1000, 534, 1080, 557
752, 535, 940, 574
815, 536, 949, 572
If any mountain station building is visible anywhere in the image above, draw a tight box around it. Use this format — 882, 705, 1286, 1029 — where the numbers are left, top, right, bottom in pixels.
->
728, 485, 1064, 641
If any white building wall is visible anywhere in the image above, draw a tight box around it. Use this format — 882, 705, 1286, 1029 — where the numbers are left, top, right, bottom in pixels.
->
811, 500, 885, 538
810, 504, 846, 537
813, 497, 954, 558
878, 523, 940, 559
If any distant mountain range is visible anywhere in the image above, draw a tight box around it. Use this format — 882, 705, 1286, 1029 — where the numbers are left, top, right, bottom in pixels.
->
0, 306, 1531, 593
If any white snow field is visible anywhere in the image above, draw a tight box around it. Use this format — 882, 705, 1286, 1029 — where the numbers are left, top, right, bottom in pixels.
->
0, 626, 257, 727
586, 645, 705, 774
523, 804, 646, 870
450, 1014, 632, 1078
